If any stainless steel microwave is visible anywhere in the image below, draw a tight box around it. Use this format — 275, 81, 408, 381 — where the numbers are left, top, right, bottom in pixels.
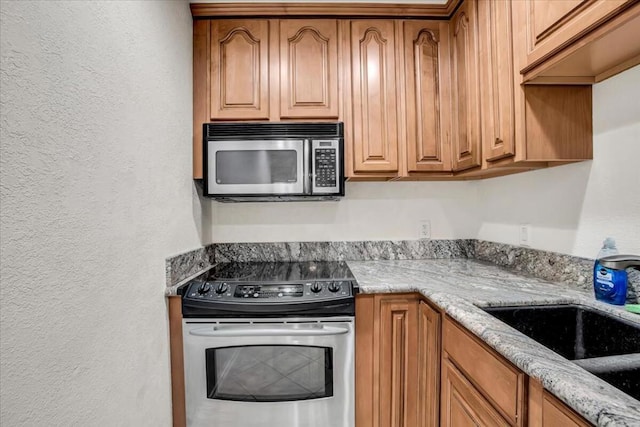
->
203, 122, 344, 202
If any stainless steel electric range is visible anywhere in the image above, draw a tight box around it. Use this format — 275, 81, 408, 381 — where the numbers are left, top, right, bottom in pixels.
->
179, 261, 357, 427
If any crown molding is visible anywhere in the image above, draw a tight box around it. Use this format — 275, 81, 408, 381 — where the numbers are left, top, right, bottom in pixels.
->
190, 1, 462, 19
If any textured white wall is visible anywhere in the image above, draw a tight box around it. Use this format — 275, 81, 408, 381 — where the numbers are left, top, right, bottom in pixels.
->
210, 182, 480, 242
0, 1, 204, 426
477, 65, 640, 258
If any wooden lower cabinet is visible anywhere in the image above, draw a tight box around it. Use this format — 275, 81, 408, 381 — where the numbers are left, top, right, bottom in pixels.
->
529, 379, 591, 427
442, 316, 526, 426
355, 294, 440, 427
418, 301, 441, 427
441, 358, 510, 427
353, 294, 596, 427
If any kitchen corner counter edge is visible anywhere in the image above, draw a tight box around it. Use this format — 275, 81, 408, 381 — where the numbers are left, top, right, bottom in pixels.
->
348, 259, 640, 427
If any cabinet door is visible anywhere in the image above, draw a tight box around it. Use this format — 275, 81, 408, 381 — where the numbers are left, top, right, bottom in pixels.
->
349, 20, 400, 174
210, 20, 270, 120
379, 296, 419, 427
355, 294, 419, 427
441, 359, 511, 427
280, 20, 339, 119
524, 0, 631, 67
418, 301, 441, 427
450, 0, 481, 172
403, 21, 452, 173
478, 0, 516, 163
529, 379, 590, 427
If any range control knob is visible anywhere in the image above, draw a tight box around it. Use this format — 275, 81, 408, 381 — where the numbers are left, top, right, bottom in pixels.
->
197, 282, 212, 295
328, 282, 341, 293
310, 283, 323, 293
215, 283, 229, 294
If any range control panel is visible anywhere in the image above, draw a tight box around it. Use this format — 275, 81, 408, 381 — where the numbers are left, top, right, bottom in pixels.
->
185, 280, 354, 302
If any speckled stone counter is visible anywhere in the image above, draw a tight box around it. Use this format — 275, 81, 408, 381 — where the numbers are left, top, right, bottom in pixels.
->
348, 259, 640, 427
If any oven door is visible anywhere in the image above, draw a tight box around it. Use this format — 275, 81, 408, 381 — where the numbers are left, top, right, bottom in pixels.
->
183, 318, 354, 427
206, 140, 307, 195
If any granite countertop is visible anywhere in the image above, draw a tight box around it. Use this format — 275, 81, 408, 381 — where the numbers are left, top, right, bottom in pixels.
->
348, 259, 640, 427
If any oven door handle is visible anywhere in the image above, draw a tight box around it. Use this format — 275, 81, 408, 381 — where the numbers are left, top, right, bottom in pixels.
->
188, 325, 350, 337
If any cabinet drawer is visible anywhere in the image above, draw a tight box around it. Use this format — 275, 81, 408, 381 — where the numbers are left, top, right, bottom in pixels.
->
443, 316, 525, 425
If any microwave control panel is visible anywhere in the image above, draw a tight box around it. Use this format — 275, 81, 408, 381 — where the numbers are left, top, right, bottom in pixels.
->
312, 139, 340, 194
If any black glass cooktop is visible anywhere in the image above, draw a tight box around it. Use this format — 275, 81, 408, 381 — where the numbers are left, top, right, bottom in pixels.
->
180, 261, 357, 318
201, 261, 355, 283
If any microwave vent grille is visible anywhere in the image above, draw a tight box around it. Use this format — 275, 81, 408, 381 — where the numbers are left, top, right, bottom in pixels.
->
206, 122, 343, 139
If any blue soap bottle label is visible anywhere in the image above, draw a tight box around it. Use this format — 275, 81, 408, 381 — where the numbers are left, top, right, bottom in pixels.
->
594, 263, 627, 305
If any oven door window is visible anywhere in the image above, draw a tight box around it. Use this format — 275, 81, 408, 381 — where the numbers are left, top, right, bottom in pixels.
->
205, 345, 333, 402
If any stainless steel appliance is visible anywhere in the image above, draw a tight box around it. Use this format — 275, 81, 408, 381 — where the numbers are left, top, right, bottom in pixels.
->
179, 262, 357, 427
202, 122, 344, 201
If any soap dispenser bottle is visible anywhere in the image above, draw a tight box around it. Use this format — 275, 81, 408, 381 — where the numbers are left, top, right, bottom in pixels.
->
593, 238, 628, 305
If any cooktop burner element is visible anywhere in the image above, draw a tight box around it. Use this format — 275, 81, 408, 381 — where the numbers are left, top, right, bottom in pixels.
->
180, 261, 357, 318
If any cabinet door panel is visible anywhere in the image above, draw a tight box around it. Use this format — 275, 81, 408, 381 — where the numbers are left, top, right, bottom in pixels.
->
350, 20, 399, 173
480, 0, 516, 162
404, 21, 452, 172
211, 20, 270, 120
280, 20, 339, 118
443, 317, 525, 425
450, 1, 481, 171
533, 0, 586, 42
379, 296, 418, 427
418, 301, 441, 427
441, 359, 510, 427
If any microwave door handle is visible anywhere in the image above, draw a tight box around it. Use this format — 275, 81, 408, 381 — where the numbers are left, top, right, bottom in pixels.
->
303, 139, 311, 194
188, 325, 349, 338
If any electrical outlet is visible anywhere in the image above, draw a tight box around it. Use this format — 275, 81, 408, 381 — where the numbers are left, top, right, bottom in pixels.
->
418, 220, 431, 240
519, 224, 531, 246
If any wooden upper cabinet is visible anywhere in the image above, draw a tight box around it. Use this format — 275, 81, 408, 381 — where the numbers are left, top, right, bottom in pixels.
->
348, 20, 400, 174
280, 20, 339, 119
517, 0, 640, 83
524, 0, 632, 67
477, 0, 516, 163
210, 20, 270, 120
449, 0, 481, 172
403, 21, 452, 173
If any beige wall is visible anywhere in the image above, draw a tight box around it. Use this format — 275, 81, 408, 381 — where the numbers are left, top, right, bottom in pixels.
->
209, 181, 480, 242
477, 65, 640, 258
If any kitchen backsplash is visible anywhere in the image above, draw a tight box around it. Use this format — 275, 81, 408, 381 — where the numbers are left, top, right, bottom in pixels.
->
165, 245, 215, 290
166, 240, 638, 303
213, 239, 475, 263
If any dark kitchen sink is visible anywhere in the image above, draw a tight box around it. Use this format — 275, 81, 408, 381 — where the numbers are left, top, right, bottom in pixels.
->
590, 366, 640, 401
483, 304, 640, 360
483, 304, 640, 400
